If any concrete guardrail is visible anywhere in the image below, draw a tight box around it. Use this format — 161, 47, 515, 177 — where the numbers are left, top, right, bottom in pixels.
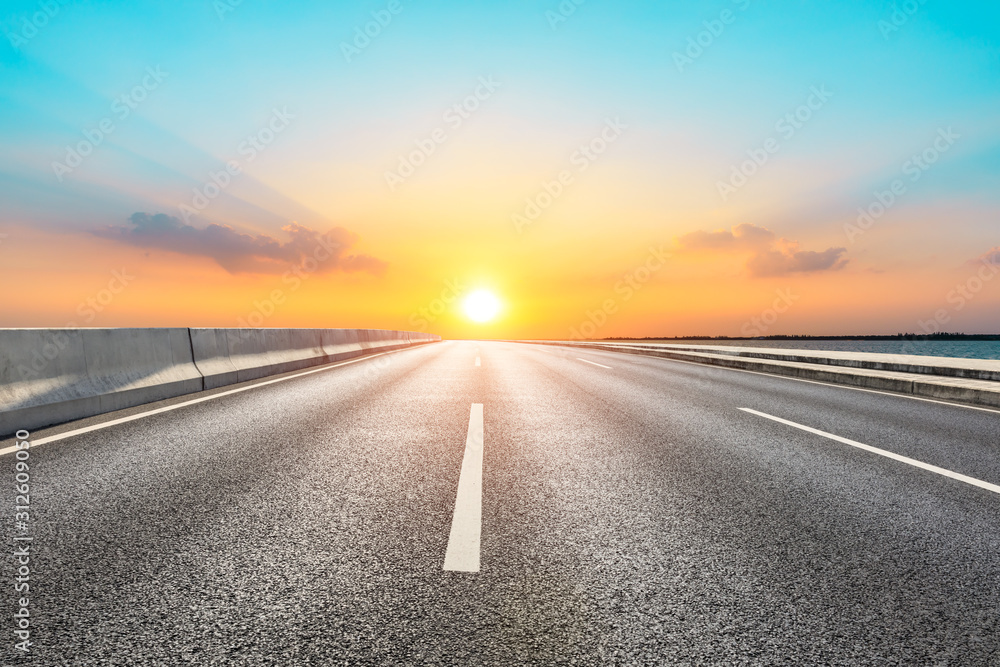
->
524, 340, 1000, 409
0, 328, 440, 435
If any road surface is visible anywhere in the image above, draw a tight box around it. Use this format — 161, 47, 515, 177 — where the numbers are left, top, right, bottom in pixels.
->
4, 341, 1000, 665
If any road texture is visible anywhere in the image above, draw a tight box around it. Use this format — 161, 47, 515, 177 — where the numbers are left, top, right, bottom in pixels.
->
3, 340, 1000, 665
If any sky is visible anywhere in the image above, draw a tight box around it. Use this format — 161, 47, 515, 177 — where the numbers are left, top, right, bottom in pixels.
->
1, 0, 998, 339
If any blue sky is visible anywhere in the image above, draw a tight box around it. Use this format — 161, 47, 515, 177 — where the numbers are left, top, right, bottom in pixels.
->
1, 0, 998, 335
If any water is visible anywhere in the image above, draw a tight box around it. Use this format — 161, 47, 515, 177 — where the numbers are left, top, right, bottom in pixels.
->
642, 339, 1000, 361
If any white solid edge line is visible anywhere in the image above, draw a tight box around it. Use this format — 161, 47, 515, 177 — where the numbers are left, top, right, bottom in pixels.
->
475, 356, 481, 367
740, 407, 1000, 496
553, 345, 1000, 415
0, 349, 407, 457
577, 358, 612, 369
444, 403, 484, 573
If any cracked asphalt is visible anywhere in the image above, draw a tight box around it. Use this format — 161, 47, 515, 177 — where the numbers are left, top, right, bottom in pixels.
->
3, 340, 1000, 665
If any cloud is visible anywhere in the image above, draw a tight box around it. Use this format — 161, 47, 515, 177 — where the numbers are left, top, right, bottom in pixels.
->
675, 224, 848, 277
972, 246, 1000, 267
94, 213, 386, 275
676, 223, 776, 251
746, 245, 848, 277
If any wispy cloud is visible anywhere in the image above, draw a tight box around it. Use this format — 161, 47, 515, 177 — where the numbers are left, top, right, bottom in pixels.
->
746, 245, 847, 277
675, 223, 848, 277
972, 246, 1000, 267
676, 223, 777, 251
94, 213, 386, 275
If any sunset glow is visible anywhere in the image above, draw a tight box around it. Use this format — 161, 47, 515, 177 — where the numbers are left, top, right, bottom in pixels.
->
1, 3, 998, 339
463, 290, 502, 324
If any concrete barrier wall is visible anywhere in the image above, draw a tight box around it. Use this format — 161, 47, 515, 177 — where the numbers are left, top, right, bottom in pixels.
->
0, 328, 96, 436
523, 340, 1000, 408
0, 328, 440, 435
600, 343, 1000, 382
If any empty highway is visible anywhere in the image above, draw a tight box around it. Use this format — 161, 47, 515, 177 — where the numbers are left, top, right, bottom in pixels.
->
4, 341, 1000, 665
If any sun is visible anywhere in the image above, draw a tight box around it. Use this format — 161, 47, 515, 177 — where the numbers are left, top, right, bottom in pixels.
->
462, 289, 502, 323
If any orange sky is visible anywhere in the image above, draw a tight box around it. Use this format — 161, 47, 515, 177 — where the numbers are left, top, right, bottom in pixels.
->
2, 3, 999, 338
3, 220, 998, 339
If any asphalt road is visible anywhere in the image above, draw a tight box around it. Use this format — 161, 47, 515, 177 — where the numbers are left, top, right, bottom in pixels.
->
3, 340, 1000, 665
